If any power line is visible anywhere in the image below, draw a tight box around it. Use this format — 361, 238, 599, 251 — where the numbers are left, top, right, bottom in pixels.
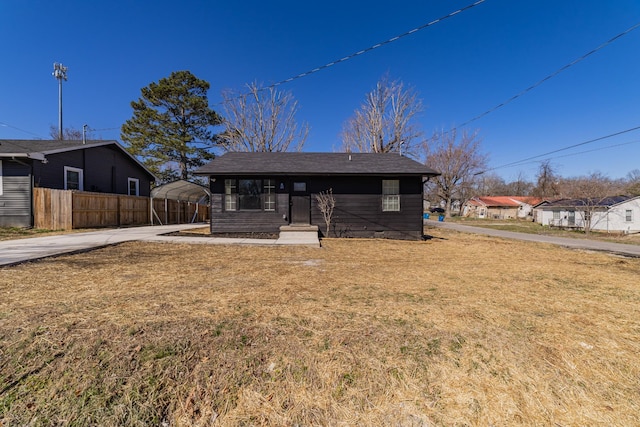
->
265, 0, 487, 90
500, 138, 640, 170
89, 126, 120, 132
453, 21, 640, 132
0, 121, 45, 139
103, 0, 489, 129
482, 124, 640, 173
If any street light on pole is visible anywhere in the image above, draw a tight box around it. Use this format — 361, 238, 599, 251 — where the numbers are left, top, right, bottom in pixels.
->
52, 63, 68, 140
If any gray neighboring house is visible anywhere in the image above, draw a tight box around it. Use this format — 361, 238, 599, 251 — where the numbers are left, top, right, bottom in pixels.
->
0, 139, 155, 228
535, 196, 640, 233
196, 152, 440, 240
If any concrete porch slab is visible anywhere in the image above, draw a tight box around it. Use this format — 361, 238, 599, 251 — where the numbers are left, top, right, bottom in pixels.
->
277, 225, 321, 247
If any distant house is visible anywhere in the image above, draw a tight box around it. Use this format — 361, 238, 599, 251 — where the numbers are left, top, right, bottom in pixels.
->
534, 196, 640, 233
196, 152, 440, 240
0, 140, 155, 228
463, 196, 543, 220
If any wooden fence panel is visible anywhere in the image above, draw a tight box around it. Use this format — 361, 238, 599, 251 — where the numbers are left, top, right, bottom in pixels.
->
150, 199, 209, 224
118, 195, 150, 226
72, 192, 119, 228
33, 188, 73, 230
33, 189, 206, 229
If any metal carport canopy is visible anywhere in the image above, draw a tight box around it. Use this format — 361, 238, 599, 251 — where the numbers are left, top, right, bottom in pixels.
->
150, 180, 210, 203
150, 180, 210, 225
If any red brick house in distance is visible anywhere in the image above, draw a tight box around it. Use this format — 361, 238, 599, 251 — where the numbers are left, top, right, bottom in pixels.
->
462, 196, 543, 220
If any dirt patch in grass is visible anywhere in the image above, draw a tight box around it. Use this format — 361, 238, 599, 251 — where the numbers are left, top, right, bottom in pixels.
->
1, 230, 639, 425
167, 227, 279, 239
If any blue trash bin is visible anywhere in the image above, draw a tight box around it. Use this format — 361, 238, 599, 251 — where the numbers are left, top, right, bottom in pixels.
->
438, 215, 445, 222
424, 213, 430, 220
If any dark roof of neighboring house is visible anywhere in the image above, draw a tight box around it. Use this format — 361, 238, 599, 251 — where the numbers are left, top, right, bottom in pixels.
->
0, 139, 155, 179
538, 196, 633, 208
195, 152, 440, 176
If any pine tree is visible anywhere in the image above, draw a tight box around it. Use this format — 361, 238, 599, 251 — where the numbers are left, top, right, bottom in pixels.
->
121, 71, 222, 182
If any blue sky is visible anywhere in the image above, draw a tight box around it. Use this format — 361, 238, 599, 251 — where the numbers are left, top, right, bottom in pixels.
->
1, 0, 639, 182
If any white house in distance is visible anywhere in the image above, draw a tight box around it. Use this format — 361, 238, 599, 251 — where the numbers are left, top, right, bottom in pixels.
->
534, 196, 640, 234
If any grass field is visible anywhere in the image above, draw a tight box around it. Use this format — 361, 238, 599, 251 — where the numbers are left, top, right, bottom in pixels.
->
1, 227, 639, 426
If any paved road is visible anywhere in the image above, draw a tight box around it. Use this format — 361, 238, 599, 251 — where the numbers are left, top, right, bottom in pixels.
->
426, 220, 640, 257
0, 223, 321, 267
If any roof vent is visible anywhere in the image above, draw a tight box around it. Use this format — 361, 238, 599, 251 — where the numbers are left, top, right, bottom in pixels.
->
348, 154, 352, 161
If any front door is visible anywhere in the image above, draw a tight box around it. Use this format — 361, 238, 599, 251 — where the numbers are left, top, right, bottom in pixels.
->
290, 181, 310, 224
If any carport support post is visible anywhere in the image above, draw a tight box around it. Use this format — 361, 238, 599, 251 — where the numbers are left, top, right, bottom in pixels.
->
164, 198, 168, 224
191, 202, 198, 223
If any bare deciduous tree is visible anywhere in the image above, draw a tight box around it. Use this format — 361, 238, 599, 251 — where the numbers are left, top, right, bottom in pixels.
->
49, 125, 93, 141
424, 129, 487, 217
219, 82, 308, 152
315, 188, 336, 237
341, 75, 424, 156
625, 169, 640, 196
532, 160, 560, 198
560, 172, 618, 234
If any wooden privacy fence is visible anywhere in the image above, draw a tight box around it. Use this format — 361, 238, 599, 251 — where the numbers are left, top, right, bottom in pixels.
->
151, 198, 209, 225
33, 188, 208, 230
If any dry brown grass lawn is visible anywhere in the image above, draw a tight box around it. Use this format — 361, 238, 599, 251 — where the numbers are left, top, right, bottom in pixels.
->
1, 228, 639, 426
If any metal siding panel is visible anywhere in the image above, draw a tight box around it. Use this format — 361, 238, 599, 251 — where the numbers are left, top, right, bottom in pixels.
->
0, 160, 32, 227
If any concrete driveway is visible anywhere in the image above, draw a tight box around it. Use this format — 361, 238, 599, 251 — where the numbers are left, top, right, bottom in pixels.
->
427, 220, 640, 257
0, 223, 321, 267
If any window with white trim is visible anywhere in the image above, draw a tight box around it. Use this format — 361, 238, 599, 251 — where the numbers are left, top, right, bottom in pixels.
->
225, 178, 279, 211
625, 209, 633, 222
263, 179, 276, 211
128, 178, 140, 196
382, 179, 400, 212
64, 166, 84, 190
225, 179, 237, 211
0, 160, 3, 196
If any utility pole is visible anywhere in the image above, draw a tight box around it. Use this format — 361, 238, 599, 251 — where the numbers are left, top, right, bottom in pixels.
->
52, 63, 68, 140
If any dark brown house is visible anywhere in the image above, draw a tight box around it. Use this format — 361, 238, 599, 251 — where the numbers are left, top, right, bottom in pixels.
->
196, 152, 439, 240
0, 140, 155, 227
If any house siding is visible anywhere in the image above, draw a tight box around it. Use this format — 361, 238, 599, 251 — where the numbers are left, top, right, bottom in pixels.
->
32, 146, 152, 196
209, 175, 424, 239
0, 159, 32, 228
536, 198, 640, 233
310, 176, 423, 239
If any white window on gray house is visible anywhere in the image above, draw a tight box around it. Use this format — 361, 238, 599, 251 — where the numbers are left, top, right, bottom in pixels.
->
128, 178, 140, 196
625, 209, 633, 222
382, 179, 400, 212
553, 211, 560, 221
0, 160, 3, 196
64, 166, 84, 191
263, 179, 275, 211
225, 179, 237, 211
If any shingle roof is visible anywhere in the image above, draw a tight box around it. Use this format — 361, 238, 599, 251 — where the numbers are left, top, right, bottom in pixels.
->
195, 152, 439, 176
0, 139, 117, 155
469, 196, 544, 207
0, 139, 156, 179
540, 196, 632, 208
